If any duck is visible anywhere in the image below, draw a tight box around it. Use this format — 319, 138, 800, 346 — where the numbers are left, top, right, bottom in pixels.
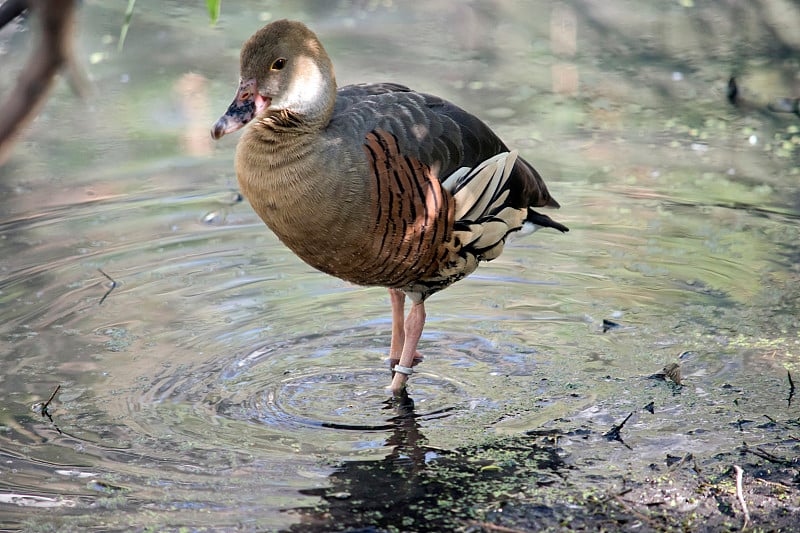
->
211, 19, 568, 395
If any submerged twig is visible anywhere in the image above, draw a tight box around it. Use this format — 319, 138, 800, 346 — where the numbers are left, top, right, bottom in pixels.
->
742, 443, 794, 466
31, 384, 62, 434
98, 268, 117, 305
787, 371, 795, 407
754, 477, 793, 490
604, 411, 634, 448
732, 465, 750, 530
464, 521, 528, 533
666, 452, 693, 471
42, 384, 59, 412
611, 493, 667, 532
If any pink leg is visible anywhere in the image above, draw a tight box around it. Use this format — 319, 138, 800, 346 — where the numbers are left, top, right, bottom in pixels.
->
390, 300, 426, 395
388, 289, 424, 368
388, 289, 405, 362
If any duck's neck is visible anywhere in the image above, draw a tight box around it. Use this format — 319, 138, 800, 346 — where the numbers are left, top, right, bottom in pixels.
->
236, 120, 322, 211
235, 76, 336, 210
234, 113, 366, 253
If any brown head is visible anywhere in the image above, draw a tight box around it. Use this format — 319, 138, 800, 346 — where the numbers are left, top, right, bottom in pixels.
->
211, 20, 337, 139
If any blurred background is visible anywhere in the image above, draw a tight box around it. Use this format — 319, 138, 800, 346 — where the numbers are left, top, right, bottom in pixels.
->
0, 1, 798, 530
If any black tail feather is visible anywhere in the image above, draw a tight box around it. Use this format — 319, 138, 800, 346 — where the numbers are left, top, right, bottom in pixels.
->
527, 208, 569, 233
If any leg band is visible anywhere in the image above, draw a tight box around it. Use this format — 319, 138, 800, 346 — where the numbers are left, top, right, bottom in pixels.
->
393, 364, 414, 376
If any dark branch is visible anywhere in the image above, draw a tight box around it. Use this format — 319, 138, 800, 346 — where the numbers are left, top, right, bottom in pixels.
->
0, 0, 78, 166
0, 0, 28, 30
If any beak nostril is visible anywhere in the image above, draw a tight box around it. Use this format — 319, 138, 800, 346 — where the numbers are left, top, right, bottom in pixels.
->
240, 92, 251, 101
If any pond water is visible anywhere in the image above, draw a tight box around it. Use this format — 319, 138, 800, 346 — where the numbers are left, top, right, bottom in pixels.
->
1, 1, 798, 531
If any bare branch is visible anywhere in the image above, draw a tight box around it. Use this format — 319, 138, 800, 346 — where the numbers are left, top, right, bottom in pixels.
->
0, 0, 28, 29
0, 0, 78, 166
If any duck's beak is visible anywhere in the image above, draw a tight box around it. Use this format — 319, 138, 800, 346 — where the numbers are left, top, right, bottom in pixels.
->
211, 78, 271, 140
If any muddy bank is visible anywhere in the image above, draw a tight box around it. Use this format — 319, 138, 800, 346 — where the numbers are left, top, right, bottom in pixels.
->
287, 393, 799, 532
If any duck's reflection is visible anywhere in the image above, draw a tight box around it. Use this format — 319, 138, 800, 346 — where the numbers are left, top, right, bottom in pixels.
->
381, 390, 433, 474
285, 391, 566, 533
289, 390, 439, 532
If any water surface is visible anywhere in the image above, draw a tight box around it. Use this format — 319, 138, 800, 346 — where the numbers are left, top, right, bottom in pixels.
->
1, 1, 798, 531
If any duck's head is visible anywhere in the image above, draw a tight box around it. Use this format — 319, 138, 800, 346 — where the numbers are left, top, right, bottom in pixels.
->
211, 19, 336, 140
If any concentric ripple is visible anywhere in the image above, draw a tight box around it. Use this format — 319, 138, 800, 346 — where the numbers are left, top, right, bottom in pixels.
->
213, 332, 466, 433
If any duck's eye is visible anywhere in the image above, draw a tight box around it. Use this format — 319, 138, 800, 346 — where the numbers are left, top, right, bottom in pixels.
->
271, 58, 287, 70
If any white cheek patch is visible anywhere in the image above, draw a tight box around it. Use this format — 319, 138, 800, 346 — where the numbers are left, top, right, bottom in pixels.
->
281, 55, 326, 112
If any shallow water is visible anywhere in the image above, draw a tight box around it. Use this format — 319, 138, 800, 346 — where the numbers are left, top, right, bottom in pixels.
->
1, 1, 799, 531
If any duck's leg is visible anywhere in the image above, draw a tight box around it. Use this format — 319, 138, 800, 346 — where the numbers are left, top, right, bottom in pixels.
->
388, 288, 406, 364
388, 289, 424, 387
388, 289, 425, 366
390, 300, 426, 395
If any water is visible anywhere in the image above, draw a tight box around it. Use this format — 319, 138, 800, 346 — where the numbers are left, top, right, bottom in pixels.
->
1, 1, 799, 531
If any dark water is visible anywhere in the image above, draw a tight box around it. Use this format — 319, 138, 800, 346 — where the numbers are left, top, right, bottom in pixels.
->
1, 1, 798, 530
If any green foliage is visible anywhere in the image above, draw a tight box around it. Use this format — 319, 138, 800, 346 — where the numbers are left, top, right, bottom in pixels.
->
207, 0, 221, 25
117, 0, 136, 52
118, 0, 221, 53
